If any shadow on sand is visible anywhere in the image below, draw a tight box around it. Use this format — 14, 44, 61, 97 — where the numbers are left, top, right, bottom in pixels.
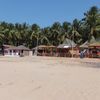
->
80, 61, 100, 69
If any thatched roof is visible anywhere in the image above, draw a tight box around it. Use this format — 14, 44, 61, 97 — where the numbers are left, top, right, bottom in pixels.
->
32, 45, 56, 50
89, 42, 100, 47
3, 44, 16, 48
17, 45, 30, 50
57, 44, 69, 48
80, 41, 89, 48
4, 45, 30, 51
3, 45, 17, 50
80, 37, 100, 48
89, 37, 100, 47
57, 38, 77, 48
32, 45, 47, 50
47, 45, 56, 48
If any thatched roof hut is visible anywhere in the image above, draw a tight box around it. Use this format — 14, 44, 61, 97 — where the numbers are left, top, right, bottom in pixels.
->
3, 45, 30, 56
16, 45, 30, 56
89, 37, 100, 47
57, 38, 77, 48
80, 37, 100, 48
32, 45, 56, 56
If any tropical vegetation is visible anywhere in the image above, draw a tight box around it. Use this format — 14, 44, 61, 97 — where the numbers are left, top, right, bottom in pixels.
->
0, 6, 100, 49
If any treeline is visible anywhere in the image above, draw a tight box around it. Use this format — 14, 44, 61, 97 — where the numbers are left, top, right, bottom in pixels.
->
0, 6, 100, 48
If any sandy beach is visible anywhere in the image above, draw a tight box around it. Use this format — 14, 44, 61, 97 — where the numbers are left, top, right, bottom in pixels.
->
0, 56, 100, 100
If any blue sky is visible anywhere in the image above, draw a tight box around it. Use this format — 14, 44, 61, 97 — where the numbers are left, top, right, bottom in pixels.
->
0, 0, 99, 27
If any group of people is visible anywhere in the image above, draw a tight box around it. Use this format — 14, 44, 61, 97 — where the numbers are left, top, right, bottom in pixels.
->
80, 49, 89, 58
80, 48, 100, 58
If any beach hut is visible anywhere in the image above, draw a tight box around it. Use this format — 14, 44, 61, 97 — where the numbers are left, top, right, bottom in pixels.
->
57, 44, 71, 57
57, 38, 78, 57
32, 45, 56, 56
58, 38, 77, 48
32, 45, 47, 56
79, 37, 100, 58
79, 41, 90, 57
89, 41, 100, 58
48, 45, 57, 56
3, 45, 30, 57
16, 45, 30, 56
3, 45, 19, 56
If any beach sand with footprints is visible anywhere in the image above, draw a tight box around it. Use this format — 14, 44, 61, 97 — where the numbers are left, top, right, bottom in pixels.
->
0, 56, 100, 100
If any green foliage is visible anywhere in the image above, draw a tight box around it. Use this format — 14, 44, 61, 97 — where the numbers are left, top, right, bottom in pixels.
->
0, 6, 100, 48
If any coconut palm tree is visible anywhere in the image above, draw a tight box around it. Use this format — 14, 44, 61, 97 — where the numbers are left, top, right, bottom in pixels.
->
50, 22, 62, 46
40, 27, 50, 45
60, 21, 71, 43
70, 19, 82, 44
83, 6, 100, 40
30, 24, 41, 47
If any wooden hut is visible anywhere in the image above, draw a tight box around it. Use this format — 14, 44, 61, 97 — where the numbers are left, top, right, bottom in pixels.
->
32, 45, 56, 56
3, 45, 30, 57
79, 41, 90, 57
80, 37, 100, 58
3, 45, 19, 56
57, 38, 79, 57
89, 42, 100, 58
32, 45, 47, 56
17, 45, 30, 56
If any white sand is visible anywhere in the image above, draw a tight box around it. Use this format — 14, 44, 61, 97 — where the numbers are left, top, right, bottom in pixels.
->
0, 56, 100, 100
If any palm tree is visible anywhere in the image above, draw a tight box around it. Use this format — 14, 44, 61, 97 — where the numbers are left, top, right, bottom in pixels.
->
30, 24, 41, 47
70, 19, 82, 44
0, 6, 99, 49
61, 21, 71, 43
50, 22, 62, 46
40, 28, 50, 45
83, 6, 100, 40
0, 32, 4, 46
